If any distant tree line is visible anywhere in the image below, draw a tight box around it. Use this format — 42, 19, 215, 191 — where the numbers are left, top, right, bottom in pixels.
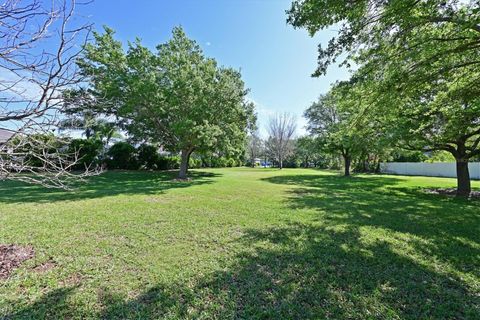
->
10, 132, 246, 172
70, 139, 245, 171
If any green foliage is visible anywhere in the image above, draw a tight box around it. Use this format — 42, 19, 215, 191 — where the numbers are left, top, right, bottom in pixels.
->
78, 26, 256, 177
155, 156, 180, 170
245, 131, 263, 167
295, 136, 325, 168
390, 150, 428, 163
137, 144, 160, 170
304, 81, 387, 174
68, 139, 104, 170
189, 157, 202, 169
16, 134, 66, 168
425, 151, 456, 163
224, 158, 235, 168
288, 0, 480, 193
283, 155, 301, 168
106, 142, 139, 170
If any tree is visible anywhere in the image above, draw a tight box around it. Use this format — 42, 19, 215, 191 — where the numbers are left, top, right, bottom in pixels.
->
288, 0, 480, 196
295, 136, 321, 168
246, 130, 263, 167
77, 27, 256, 179
377, 77, 480, 196
287, 0, 480, 78
0, 0, 97, 188
305, 93, 350, 176
267, 113, 296, 169
304, 81, 375, 176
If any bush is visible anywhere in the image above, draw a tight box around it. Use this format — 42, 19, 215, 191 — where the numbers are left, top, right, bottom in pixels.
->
106, 142, 138, 170
425, 150, 455, 163
137, 144, 159, 170
155, 156, 169, 170
189, 157, 202, 169
68, 139, 103, 170
156, 155, 181, 170
284, 157, 301, 168
212, 157, 227, 168
391, 150, 427, 162
17, 134, 65, 168
225, 158, 236, 167
168, 155, 181, 169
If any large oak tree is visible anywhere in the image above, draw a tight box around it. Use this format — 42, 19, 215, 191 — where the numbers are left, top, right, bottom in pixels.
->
77, 27, 255, 178
288, 0, 480, 196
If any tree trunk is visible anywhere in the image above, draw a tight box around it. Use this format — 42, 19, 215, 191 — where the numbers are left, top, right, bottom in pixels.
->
374, 160, 381, 173
456, 158, 471, 197
279, 155, 283, 169
178, 148, 192, 179
343, 155, 351, 176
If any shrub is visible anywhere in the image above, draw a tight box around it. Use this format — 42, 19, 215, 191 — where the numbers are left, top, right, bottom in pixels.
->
17, 134, 65, 168
106, 142, 138, 170
189, 157, 202, 169
391, 150, 427, 162
225, 158, 236, 167
68, 139, 104, 170
156, 156, 169, 170
156, 155, 181, 170
137, 144, 159, 170
167, 155, 181, 169
212, 157, 227, 168
284, 158, 301, 168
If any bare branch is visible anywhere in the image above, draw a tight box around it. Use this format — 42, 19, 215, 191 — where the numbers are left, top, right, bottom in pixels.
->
266, 112, 296, 169
0, 0, 98, 189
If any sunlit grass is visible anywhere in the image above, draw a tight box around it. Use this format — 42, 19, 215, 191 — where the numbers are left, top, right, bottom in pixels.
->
0, 168, 479, 319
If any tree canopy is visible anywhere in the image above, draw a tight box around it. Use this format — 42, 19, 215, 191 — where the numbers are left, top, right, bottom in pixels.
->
77, 27, 256, 178
289, 0, 480, 196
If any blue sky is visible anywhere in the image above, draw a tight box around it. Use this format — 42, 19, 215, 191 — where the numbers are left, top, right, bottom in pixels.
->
78, 0, 350, 136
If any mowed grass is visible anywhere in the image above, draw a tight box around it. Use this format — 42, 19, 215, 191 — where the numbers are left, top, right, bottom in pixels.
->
0, 168, 479, 319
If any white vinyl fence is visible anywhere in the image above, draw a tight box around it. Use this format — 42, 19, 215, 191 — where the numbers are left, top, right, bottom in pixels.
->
380, 162, 480, 180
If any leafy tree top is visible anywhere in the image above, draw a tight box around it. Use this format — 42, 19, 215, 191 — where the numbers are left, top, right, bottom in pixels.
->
77, 26, 256, 159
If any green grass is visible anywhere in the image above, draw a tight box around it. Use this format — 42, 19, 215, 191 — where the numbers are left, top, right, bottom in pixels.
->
0, 168, 479, 319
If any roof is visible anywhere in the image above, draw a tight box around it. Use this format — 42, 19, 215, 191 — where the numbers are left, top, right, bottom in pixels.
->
0, 128, 15, 143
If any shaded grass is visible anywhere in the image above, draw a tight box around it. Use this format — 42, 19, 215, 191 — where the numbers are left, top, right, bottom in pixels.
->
0, 168, 479, 319
0, 170, 218, 203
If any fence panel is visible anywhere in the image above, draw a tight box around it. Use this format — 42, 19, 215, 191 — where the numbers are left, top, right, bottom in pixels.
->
380, 162, 480, 180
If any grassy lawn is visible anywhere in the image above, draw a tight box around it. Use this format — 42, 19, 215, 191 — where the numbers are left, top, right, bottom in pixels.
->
0, 168, 479, 319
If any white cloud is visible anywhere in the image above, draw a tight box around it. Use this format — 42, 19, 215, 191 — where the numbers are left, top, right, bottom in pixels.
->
205, 41, 211, 46
0, 69, 42, 101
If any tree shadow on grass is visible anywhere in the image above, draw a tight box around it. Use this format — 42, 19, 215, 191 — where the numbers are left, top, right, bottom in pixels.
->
261, 174, 480, 289
5, 225, 478, 319
3, 287, 79, 319
0, 170, 220, 204
97, 223, 478, 319
4, 172, 479, 319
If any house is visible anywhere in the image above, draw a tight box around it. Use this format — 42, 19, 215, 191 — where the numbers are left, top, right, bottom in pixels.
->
0, 128, 15, 145
253, 157, 262, 166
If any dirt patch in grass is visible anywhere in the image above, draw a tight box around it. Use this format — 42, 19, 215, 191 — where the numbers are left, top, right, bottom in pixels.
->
32, 260, 56, 273
0, 244, 35, 279
424, 188, 480, 198
60, 272, 83, 286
